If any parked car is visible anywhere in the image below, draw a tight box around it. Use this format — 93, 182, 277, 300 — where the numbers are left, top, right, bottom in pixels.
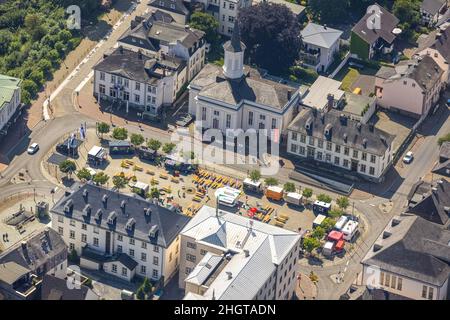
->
27, 143, 39, 154
403, 151, 414, 164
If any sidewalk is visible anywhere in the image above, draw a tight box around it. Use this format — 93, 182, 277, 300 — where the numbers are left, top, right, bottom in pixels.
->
295, 273, 318, 300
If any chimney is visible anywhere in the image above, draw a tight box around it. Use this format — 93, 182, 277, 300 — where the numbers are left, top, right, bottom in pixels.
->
226, 271, 233, 280
21, 241, 27, 250
327, 94, 334, 110
138, 49, 143, 60
287, 90, 292, 101
119, 45, 124, 54
243, 249, 250, 257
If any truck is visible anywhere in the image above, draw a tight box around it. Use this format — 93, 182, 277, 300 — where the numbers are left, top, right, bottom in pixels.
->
342, 220, 359, 242
265, 186, 284, 201
285, 192, 303, 206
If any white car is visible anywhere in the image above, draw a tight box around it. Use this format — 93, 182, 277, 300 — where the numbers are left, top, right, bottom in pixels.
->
403, 151, 414, 164
27, 143, 39, 154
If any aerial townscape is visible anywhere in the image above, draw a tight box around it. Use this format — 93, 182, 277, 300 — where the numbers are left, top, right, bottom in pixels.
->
1, 0, 450, 304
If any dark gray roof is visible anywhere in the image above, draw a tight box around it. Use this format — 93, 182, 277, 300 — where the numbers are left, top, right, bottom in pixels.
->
440, 142, 450, 161
363, 214, 450, 286
223, 20, 246, 53
51, 183, 191, 248
432, 160, 450, 177
41, 275, 96, 300
416, 23, 450, 62
421, 0, 447, 15
352, 3, 399, 45
94, 47, 185, 84
287, 109, 395, 156
407, 179, 450, 226
117, 253, 138, 270
191, 64, 298, 110
149, 0, 189, 16
0, 228, 67, 275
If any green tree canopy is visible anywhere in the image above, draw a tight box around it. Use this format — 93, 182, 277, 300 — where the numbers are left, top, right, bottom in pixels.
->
317, 194, 332, 203
112, 175, 127, 190
59, 160, 76, 177
97, 122, 110, 137
76, 168, 92, 181
249, 169, 261, 182
112, 127, 128, 140
438, 133, 450, 146
189, 12, 219, 44
302, 188, 313, 199
93, 172, 110, 186
162, 142, 176, 154
264, 177, 279, 186
303, 237, 321, 253
147, 139, 162, 151
130, 133, 145, 146
283, 182, 296, 192
336, 196, 350, 209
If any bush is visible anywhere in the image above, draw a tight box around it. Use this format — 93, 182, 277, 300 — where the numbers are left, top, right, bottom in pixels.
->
147, 139, 162, 151
112, 128, 128, 140
130, 133, 144, 146
438, 133, 450, 146
264, 177, 278, 186
302, 188, 313, 199
162, 142, 176, 154
317, 194, 332, 203
76, 168, 92, 181
311, 226, 325, 240
302, 237, 321, 253
249, 170, 261, 182
283, 182, 296, 192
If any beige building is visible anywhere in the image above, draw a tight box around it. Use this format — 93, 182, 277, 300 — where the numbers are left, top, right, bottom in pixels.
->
179, 206, 301, 300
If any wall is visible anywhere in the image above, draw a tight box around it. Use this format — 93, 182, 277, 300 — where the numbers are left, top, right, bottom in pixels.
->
376, 78, 425, 116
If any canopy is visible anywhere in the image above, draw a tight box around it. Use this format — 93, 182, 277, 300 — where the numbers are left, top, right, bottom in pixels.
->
328, 230, 344, 242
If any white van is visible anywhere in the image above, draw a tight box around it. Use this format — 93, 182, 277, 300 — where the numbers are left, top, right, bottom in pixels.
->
342, 220, 359, 241
334, 215, 349, 231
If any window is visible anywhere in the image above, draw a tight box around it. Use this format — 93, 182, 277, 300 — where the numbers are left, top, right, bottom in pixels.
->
81, 234, 87, 243
117, 245, 122, 253
370, 155, 376, 163
99, 84, 105, 95
335, 145, 341, 153
58, 216, 64, 223
124, 79, 129, 88
391, 276, 396, 289
130, 238, 135, 245
326, 142, 332, 151
422, 285, 427, 298
58, 227, 64, 235
344, 147, 349, 156
81, 223, 87, 230
291, 132, 297, 141
201, 107, 207, 121
135, 82, 140, 90
316, 151, 323, 161
185, 267, 192, 275
93, 227, 99, 234
200, 249, 207, 256
360, 164, 366, 173
397, 277, 402, 291
228, 16, 234, 23
118, 234, 123, 241
141, 253, 147, 262
308, 136, 315, 146
299, 146, 305, 155
153, 257, 159, 265
152, 269, 159, 278
186, 254, 196, 263
334, 157, 340, 165
290, 144, 298, 153
272, 118, 277, 129
93, 238, 99, 247
325, 154, 331, 162
70, 220, 75, 227
153, 245, 159, 253
111, 75, 116, 84
353, 150, 358, 158
428, 287, 434, 300
343, 159, 349, 168
300, 134, 306, 143
187, 242, 197, 250
379, 272, 385, 285
112, 264, 117, 273
134, 94, 140, 103
141, 265, 146, 274
226, 114, 231, 128
259, 114, 266, 120
214, 110, 220, 116
385, 274, 390, 287
369, 167, 375, 175
318, 139, 323, 149
100, 72, 105, 81
141, 242, 147, 249
248, 111, 253, 125
69, 243, 75, 251
362, 152, 367, 161
229, 3, 235, 9
129, 249, 135, 257
122, 267, 128, 277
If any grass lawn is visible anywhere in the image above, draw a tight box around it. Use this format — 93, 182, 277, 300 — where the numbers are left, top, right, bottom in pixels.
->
334, 64, 379, 92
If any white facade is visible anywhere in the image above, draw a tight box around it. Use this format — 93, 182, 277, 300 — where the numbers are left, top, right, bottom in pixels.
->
179, 206, 301, 300
0, 75, 21, 133
51, 213, 181, 285
286, 129, 393, 181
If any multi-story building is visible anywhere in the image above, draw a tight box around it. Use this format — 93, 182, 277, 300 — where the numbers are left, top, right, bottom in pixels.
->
148, 0, 191, 25
415, 22, 450, 85
188, 21, 302, 139
361, 213, 450, 300
0, 74, 21, 138
375, 55, 444, 118
93, 46, 186, 119
118, 10, 206, 82
0, 228, 67, 300
50, 183, 190, 285
300, 23, 343, 73
179, 205, 301, 300
286, 109, 395, 182
420, 0, 448, 26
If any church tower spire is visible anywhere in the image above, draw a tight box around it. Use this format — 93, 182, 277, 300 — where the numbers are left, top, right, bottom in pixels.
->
223, 20, 246, 79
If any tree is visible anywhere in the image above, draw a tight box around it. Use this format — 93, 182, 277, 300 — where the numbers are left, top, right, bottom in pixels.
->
438, 133, 450, 146
302, 237, 321, 253
76, 168, 92, 181
93, 172, 110, 186
264, 177, 278, 186
149, 187, 160, 199
189, 12, 219, 44
239, 2, 301, 74
393, 0, 421, 41
302, 188, 313, 199
112, 175, 127, 191
112, 127, 128, 140
283, 182, 296, 192
147, 139, 162, 151
97, 122, 110, 138
135, 286, 146, 300
142, 277, 152, 294
59, 160, 77, 178
162, 142, 176, 154
317, 194, 332, 203
24, 14, 47, 41
336, 196, 350, 210
130, 133, 144, 146
68, 248, 78, 262
329, 208, 344, 218
308, 0, 349, 24
311, 226, 325, 239
249, 169, 261, 182
321, 218, 336, 232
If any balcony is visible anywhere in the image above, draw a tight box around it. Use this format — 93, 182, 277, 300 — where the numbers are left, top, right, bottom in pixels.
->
300, 49, 321, 67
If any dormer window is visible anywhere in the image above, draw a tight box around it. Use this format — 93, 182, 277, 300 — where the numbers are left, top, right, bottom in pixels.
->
107, 211, 117, 225
82, 204, 91, 217
324, 124, 332, 136
149, 225, 159, 239
120, 200, 126, 210
144, 208, 152, 217
64, 200, 73, 214
126, 218, 136, 231
95, 209, 103, 220
102, 194, 108, 204
83, 189, 88, 198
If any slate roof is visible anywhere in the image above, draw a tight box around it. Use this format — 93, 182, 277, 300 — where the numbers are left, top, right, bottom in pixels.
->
406, 179, 450, 226
362, 214, 450, 286
432, 160, 450, 177
148, 0, 189, 16
41, 275, 97, 300
0, 228, 67, 275
382, 55, 443, 91
191, 64, 298, 111
440, 142, 450, 161
287, 108, 395, 156
421, 0, 447, 15
352, 3, 399, 45
416, 23, 450, 62
94, 47, 185, 84
301, 23, 343, 49
51, 183, 190, 248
